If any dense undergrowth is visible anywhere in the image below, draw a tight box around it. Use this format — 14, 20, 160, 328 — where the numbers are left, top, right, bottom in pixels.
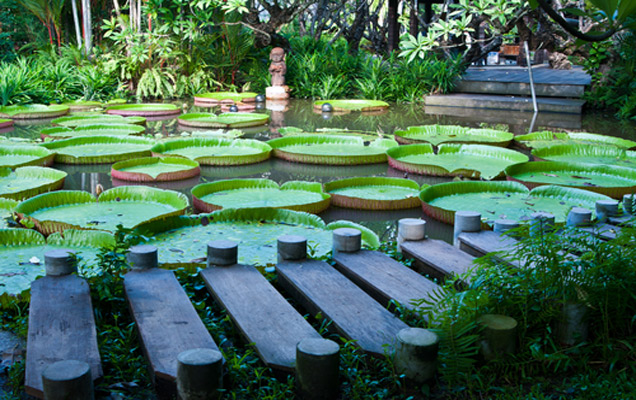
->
1, 220, 635, 399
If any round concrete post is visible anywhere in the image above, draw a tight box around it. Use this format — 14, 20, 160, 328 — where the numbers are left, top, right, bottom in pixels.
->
394, 328, 439, 383
45, 249, 77, 276
42, 360, 94, 400
277, 235, 307, 262
332, 228, 361, 254
566, 207, 592, 227
529, 212, 555, 237
493, 219, 520, 234
556, 302, 589, 346
453, 211, 481, 247
595, 199, 618, 222
126, 245, 158, 270
296, 338, 340, 400
622, 194, 633, 215
477, 314, 518, 361
207, 240, 238, 266
396, 218, 426, 253
177, 348, 224, 400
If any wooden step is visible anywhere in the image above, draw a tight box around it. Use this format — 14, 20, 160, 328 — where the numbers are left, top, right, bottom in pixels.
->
25, 275, 102, 398
424, 93, 586, 114
399, 238, 476, 284
578, 223, 621, 241
200, 264, 321, 371
124, 268, 220, 387
332, 250, 440, 314
276, 259, 409, 356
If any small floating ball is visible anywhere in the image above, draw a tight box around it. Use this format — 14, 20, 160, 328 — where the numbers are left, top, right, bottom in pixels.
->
229, 105, 239, 112
255, 94, 266, 102
321, 103, 333, 112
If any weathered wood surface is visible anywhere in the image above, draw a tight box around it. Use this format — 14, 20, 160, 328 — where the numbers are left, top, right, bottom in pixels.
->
276, 259, 409, 356
579, 224, 621, 241
457, 231, 518, 258
124, 268, 220, 382
26, 275, 102, 398
200, 264, 321, 371
461, 65, 591, 85
400, 238, 476, 284
609, 215, 634, 226
332, 250, 440, 313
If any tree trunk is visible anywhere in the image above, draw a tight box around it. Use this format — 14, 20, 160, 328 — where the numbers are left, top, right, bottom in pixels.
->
409, 0, 419, 37
387, 0, 399, 53
81, 0, 92, 56
71, 0, 82, 47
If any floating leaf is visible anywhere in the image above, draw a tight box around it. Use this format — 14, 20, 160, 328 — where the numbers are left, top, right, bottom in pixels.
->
194, 92, 258, 104
515, 131, 636, 150
313, 99, 389, 113
0, 104, 69, 119
0, 166, 66, 200
52, 114, 146, 127
394, 125, 513, 146
105, 103, 181, 117
151, 137, 271, 166
111, 157, 200, 182
324, 177, 421, 210
178, 112, 268, 128
41, 136, 155, 164
41, 123, 146, 140
0, 145, 55, 168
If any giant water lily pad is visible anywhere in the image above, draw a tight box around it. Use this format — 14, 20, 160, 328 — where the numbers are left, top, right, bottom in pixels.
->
111, 157, 200, 182
62, 100, 103, 112
41, 123, 146, 140
41, 136, 155, 164
0, 119, 13, 129
278, 126, 386, 140
514, 131, 636, 150
52, 114, 146, 127
178, 112, 269, 128
136, 208, 379, 266
0, 229, 116, 296
387, 144, 528, 180
324, 177, 421, 210
313, 100, 389, 113
0, 145, 55, 168
506, 161, 636, 198
106, 103, 181, 117
420, 181, 611, 225
151, 137, 271, 166
0, 198, 18, 228
268, 135, 398, 165
192, 179, 330, 213
0, 104, 69, 119
0, 166, 66, 200
15, 186, 189, 235
532, 144, 636, 169
194, 92, 257, 105
394, 125, 513, 147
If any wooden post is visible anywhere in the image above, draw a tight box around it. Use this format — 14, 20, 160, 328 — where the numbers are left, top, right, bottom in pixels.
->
397, 218, 426, 253
595, 199, 619, 222
622, 194, 633, 215
477, 314, 518, 361
394, 328, 438, 383
207, 240, 238, 266
529, 212, 555, 237
453, 211, 481, 246
566, 207, 592, 227
277, 235, 307, 263
45, 249, 77, 276
42, 360, 94, 400
332, 228, 361, 254
556, 302, 588, 346
126, 245, 158, 270
296, 338, 340, 400
176, 348, 224, 400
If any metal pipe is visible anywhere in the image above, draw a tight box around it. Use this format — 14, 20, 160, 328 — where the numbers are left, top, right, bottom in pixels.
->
524, 41, 538, 113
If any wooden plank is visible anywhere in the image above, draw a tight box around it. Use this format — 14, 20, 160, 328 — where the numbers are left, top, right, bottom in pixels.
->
400, 238, 476, 284
200, 264, 321, 371
276, 259, 409, 356
457, 231, 518, 257
579, 224, 621, 241
332, 250, 440, 314
25, 275, 102, 398
124, 268, 220, 383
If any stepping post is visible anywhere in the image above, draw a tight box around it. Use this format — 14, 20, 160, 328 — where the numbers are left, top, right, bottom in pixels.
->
493, 219, 519, 234
595, 200, 618, 223
453, 211, 481, 246
332, 228, 361, 254
277, 235, 307, 262
623, 194, 633, 215
42, 360, 94, 400
529, 212, 555, 237
566, 207, 592, 227
397, 218, 426, 253
207, 240, 238, 266
127, 245, 158, 269
177, 348, 224, 400
296, 338, 340, 400
394, 328, 439, 384
45, 249, 77, 276
477, 314, 518, 360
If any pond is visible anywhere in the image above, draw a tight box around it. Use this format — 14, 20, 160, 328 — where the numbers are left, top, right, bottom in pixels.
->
5, 99, 636, 243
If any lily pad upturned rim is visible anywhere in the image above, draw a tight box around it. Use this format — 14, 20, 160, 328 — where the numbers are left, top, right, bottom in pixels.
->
52, 114, 147, 127
151, 137, 272, 166
514, 130, 636, 150
324, 177, 422, 210
278, 126, 388, 140
178, 112, 269, 128
191, 179, 331, 214
0, 119, 13, 129
0, 104, 70, 119
313, 99, 389, 113
394, 125, 513, 147
387, 143, 529, 180
41, 123, 146, 140
267, 135, 398, 165
194, 92, 258, 104
40, 135, 155, 164
111, 157, 200, 182
0, 145, 55, 168
0, 166, 67, 200
62, 100, 103, 111
532, 143, 636, 166
505, 161, 636, 198
15, 186, 189, 235
105, 103, 182, 117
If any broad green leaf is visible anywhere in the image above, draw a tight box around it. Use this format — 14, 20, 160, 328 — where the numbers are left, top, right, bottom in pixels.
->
178, 112, 269, 128
0, 166, 66, 200
151, 137, 271, 165
394, 125, 512, 146
52, 114, 146, 127
0, 145, 55, 168
41, 136, 155, 164
0, 104, 69, 119
324, 177, 421, 210
111, 157, 200, 181
313, 99, 389, 112
532, 144, 636, 169
194, 92, 258, 103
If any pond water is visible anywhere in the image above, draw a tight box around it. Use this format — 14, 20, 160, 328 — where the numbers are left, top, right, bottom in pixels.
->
5, 100, 636, 243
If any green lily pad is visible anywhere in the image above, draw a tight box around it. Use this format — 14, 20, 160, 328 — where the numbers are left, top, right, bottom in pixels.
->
111, 157, 200, 182
15, 186, 189, 235
313, 99, 389, 113
0, 198, 18, 228
178, 112, 269, 128
420, 181, 611, 225
194, 92, 258, 104
0, 119, 13, 129
0, 229, 116, 296
104, 99, 127, 106
506, 161, 636, 198
387, 144, 529, 180
105, 103, 181, 117
151, 137, 272, 166
0, 104, 69, 119
0, 145, 55, 168
268, 135, 398, 165
52, 114, 146, 127
514, 131, 636, 150
62, 100, 103, 112
394, 125, 513, 147
191, 179, 331, 213
278, 126, 387, 140
41, 136, 155, 164
532, 144, 636, 169
324, 177, 422, 210
41, 123, 146, 140
0, 166, 66, 200
136, 208, 379, 267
